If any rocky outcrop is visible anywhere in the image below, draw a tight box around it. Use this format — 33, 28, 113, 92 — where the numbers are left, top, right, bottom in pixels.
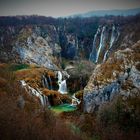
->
12, 26, 61, 69
83, 41, 140, 113
0, 25, 61, 70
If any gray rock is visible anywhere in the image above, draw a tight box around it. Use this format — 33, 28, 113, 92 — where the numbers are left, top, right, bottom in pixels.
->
83, 82, 120, 113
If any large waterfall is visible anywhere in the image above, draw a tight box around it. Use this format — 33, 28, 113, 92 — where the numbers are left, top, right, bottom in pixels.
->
103, 25, 116, 62
58, 71, 67, 94
89, 25, 120, 63
109, 25, 116, 49
96, 26, 106, 63
20, 80, 50, 107
89, 27, 100, 62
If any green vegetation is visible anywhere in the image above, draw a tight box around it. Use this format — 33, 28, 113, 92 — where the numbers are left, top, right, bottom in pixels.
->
9, 64, 29, 71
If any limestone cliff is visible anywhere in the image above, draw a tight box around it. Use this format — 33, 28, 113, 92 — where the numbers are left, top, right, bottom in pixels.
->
0, 25, 61, 69
83, 41, 140, 113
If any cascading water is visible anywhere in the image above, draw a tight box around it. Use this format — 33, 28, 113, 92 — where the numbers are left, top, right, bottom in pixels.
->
89, 25, 120, 63
71, 93, 81, 106
103, 25, 119, 62
96, 26, 106, 63
42, 75, 49, 89
58, 71, 67, 94
89, 27, 100, 62
109, 25, 116, 49
20, 80, 50, 107
103, 50, 109, 62
42, 75, 53, 90
48, 75, 53, 90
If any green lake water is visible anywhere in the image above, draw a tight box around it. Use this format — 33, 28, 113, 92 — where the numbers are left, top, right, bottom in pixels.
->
50, 104, 77, 113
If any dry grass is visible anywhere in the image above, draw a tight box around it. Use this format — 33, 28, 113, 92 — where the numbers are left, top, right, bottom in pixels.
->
43, 88, 61, 96
43, 89, 71, 105
96, 95, 140, 140
15, 66, 55, 88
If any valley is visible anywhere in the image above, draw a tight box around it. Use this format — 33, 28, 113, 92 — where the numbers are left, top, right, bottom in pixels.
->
0, 14, 140, 140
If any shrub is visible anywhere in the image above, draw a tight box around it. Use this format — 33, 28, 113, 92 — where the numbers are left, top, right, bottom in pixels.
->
96, 95, 140, 140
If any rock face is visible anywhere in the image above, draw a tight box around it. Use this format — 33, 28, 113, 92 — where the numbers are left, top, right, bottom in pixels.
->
1, 15, 140, 66
0, 24, 61, 69
83, 41, 140, 113
12, 26, 61, 69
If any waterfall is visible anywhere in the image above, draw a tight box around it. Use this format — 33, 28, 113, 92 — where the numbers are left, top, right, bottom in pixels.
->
48, 75, 53, 90
103, 25, 119, 62
40, 94, 50, 107
20, 80, 50, 107
89, 25, 120, 63
96, 26, 106, 63
103, 50, 109, 62
58, 80, 67, 94
109, 25, 116, 49
58, 71, 67, 94
58, 71, 62, 82
89, 27, 100, 62
71, 93, 81, 106
42, 75, 53, 90
42, 75, 49, 89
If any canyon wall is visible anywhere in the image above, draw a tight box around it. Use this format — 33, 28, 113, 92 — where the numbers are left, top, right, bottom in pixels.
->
0, 15, 140, 68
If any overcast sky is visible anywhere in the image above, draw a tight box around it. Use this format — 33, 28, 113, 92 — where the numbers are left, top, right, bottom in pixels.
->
0, 0, 140, 17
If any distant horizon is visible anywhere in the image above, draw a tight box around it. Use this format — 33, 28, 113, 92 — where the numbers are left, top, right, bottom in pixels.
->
0, 0, 140, 17
0, 7, 140, 18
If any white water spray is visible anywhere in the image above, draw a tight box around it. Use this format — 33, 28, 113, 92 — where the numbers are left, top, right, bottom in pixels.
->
96, 26, 106, 63
20, 80, 50, 107
103, 25, 119, 62
103, 50, 109, 62
71, 93, 81, 106
109, 25, 116, 49
58, 71, 67, 94
89, 27, 100, 62
42, 75, 49, 89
